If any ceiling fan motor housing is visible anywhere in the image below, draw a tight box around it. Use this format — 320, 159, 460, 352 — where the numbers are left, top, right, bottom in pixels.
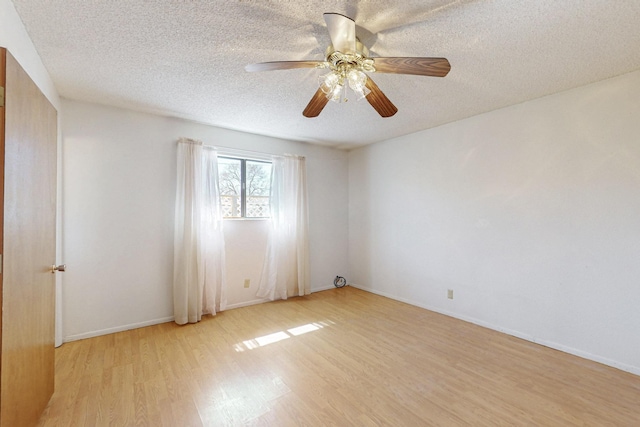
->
324, 40, 375, 73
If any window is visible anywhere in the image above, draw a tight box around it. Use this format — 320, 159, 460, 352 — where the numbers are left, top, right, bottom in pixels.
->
218, 156, 272, 218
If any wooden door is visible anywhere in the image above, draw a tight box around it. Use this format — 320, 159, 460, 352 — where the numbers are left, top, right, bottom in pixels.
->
0, 48, 58, 426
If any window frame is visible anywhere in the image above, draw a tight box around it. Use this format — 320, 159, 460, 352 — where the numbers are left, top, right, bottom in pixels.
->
218, 155, 272, 219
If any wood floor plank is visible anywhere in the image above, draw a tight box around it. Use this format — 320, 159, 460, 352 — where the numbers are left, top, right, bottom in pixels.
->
37, 287, 640, 426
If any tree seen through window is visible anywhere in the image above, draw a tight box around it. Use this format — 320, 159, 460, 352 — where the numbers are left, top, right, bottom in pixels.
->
218, 157, 271, 218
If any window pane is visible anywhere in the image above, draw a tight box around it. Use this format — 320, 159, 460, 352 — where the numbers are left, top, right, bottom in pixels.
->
246, 161, 271, 218
218, 157, 242, 218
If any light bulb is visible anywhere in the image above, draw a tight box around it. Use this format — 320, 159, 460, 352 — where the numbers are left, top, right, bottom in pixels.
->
328, 82, 344, 102
319, 72, 340, 95
347, 69, 367, 92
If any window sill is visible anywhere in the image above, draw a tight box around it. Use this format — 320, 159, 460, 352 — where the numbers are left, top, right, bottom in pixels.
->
223, 217, 270, 221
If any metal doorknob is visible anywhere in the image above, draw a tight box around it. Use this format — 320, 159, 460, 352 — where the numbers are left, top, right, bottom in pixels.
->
51, 264, 66, 273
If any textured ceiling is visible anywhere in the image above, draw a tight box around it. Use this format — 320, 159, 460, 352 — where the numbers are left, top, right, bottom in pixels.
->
11, 0, 640, 149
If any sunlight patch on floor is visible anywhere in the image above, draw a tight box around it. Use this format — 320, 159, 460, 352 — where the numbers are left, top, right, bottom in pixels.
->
233, 321, 333, 352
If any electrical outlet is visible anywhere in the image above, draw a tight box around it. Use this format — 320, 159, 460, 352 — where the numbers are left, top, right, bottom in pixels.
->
447, 289, 454, 299
244, 279, 250, 288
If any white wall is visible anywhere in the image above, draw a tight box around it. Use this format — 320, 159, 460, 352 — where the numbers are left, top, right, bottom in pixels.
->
61, 99, 349, 340
349, 70, 640, 375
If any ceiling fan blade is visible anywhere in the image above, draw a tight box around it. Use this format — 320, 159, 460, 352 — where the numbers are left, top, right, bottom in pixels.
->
303, 88, 330, 118
324, 13, 356, 54
365, 77, 398, 118
373, 57, 451, 77
245, 61, 326, 72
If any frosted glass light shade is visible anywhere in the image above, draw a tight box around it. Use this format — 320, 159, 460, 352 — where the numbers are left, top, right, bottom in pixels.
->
347, 69, 370, 100
319, 72, 340, 95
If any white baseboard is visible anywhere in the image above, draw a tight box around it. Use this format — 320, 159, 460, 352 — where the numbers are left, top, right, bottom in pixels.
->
63, 287, 336, 343
225, 298, 271, 310
225, 286, 336, 309
349, 283, 640, 377
64, 316, 175, 343
311, 284, 340, 292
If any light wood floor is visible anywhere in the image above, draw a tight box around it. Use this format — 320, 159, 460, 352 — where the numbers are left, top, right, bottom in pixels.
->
38, 287, 640, 426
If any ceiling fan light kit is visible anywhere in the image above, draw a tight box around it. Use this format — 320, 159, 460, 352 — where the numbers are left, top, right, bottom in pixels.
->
245, 13, 451, 118
318, 42, 374, 103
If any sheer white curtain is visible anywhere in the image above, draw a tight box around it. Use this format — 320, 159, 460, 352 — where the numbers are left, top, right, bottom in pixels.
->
256, 155, 310, 300
173, 138, 227, 325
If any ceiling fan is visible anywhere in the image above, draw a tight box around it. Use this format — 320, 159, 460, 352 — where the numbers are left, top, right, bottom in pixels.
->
245, 13, 451, 118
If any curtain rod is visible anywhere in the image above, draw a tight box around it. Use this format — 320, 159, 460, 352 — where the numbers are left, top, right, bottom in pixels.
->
178, 138, 304, 160
209, 145, 276, 159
